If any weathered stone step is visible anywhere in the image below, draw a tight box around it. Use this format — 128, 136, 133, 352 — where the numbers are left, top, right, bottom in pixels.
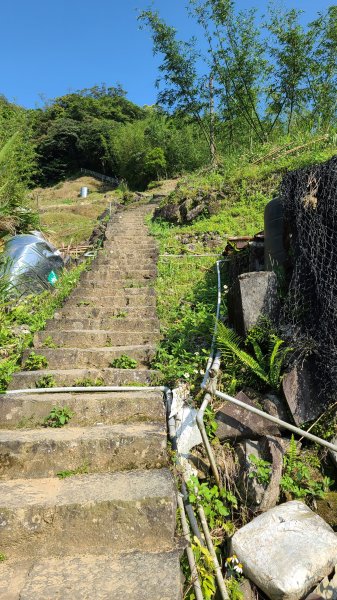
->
98, 256, 158, 267
0, 390, 165, 429
69, 288, 156, 304
23, 345, 156, 369
34, 329, 159, 349
9, 366, 161, 390
80, 278, 154, 290
0, 550, 182, 600
0, 469, 176, 559
45, 316, 160, 332
100, 249, 158, 260
93, 259, 156, 270
65, 296, 157, 309
0, 422, 167, 480
104, 241, 157, 251
80, 269, 157, 283
53, 306, 156, 321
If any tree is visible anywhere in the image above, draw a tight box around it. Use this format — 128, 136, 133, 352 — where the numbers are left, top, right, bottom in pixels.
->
138, 10, 217, 165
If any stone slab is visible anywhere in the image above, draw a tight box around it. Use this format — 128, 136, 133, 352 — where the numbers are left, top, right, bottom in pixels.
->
228, 271, 279, 336
215, 391, 280, 441
0, 390, 165, 428
0, 422, 167, 479
8, 367, 161, 390
0, 469, 176, 558
0, 551, 182, 600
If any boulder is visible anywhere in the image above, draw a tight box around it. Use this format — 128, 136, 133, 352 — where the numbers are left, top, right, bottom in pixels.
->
215, 391, 280, 441
228, 271, 279, 337
282, 358, 327, 425
231, 501, 337, 600
235, 435, 286, 511
329, 436, 337, 470
305, 565, 337, 599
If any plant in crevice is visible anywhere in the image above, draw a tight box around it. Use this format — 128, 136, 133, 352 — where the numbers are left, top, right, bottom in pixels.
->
109, 354, 138, 369
248, 454, 272, 487
280, 435, 334, 501
23, 352, 48, 371
35, 374, 56, 389
217, 322, 291, 391
43, 406, 73, 428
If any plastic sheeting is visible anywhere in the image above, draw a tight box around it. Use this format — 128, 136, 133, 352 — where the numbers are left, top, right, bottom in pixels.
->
1, 232, 64, 297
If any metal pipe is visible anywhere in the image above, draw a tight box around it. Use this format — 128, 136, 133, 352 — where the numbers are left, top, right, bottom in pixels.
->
196, 393, 221, 487
201, 261, 223, 389
178, 494, 204, 600
4, 385, 169, 395
164, 390, 204, 543
214, 390, 337, 453
198, 506, 229, 600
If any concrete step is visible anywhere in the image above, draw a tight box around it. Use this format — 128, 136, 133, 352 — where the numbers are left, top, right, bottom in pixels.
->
79, 278, 154, 290
34, 329, 159, 349
0, 550, 182, 599
8, 366, 161, 390
23, 345, 156, 369
45, 316, 160, 332
0, 469, 176, 558
0, 422, 167, 480
80, 269, 157, 283
69, 289, 156, 305
103, 241, 157, 252
99, 249, 158, 260
93, 259, 156, 270
0, 390, 165, 429
53, 306, 157, 320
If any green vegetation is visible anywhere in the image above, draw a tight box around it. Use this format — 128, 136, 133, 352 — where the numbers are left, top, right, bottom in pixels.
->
56, 462, 89, 479
35, 374, 56, 389
0, 261, 89, 392
217, 322, 291, 392
109, 354, 138, 369
248, 454, 272, 487
0, 553, 7, 562
280, 436, 334, 502
187, 476, 237, 533
23, 352, 48, 371
42, 335, 58, 349
74, 377, 104, 387
44, 406, 74, 428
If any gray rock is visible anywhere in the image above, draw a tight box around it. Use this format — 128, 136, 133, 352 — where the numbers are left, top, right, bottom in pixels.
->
305, 565, 337, 599
228, 271, 279, 336
236, 439, 267, 507
231, 501, 337, 600
215, 391, 280, 441
282, 358, 327, 425
329, 436, 337, 470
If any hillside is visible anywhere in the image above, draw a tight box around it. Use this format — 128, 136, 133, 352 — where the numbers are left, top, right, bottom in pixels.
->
28, 175, 117, 248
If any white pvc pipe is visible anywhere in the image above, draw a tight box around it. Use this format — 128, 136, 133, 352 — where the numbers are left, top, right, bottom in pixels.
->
4, 385, 168, 395
201, 260, 223, 388
214, 390, 337, 453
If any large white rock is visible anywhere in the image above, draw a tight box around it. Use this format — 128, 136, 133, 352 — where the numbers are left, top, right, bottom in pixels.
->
231, 501, 337, 600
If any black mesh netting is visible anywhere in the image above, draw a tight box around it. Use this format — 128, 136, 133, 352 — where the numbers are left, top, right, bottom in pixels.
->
280, 155, 337, 402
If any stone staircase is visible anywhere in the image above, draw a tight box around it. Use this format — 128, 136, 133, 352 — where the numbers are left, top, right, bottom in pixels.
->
0, 205, 182, 599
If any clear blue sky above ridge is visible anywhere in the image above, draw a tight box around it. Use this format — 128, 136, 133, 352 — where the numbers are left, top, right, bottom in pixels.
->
0, 0, 334, 109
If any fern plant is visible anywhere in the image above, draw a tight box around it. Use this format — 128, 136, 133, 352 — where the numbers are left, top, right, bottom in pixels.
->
217, 322, 291, 391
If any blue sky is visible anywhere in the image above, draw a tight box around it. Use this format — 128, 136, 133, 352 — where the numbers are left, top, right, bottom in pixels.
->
0, 0, 335, 109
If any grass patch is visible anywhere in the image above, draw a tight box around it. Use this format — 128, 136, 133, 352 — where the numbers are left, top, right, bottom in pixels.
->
0, 261, 89, 392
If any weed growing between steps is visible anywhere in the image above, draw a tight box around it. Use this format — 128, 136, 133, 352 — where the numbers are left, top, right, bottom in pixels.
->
56, 462, 89, 479
109, 354, 138, 369
44, 406, 74, 428
23, 352, 48, 371
0, 261, 89, 392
